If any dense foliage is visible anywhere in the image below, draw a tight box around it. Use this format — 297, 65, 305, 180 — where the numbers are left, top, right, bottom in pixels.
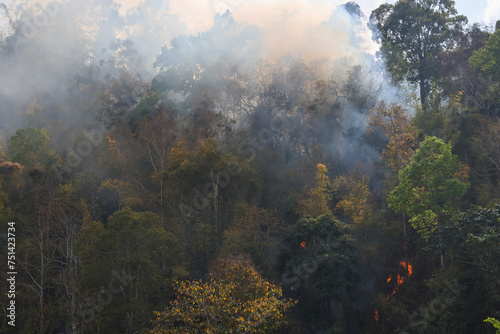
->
0, 1, 499, 333
149, 256, 296, 333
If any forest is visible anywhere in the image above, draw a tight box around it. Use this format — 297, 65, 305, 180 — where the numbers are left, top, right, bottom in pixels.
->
0, 0, 500, 333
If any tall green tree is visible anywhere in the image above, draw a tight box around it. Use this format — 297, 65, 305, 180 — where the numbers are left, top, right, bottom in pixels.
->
469, 28, 500, 82
370, 0, 467, 108
388, 137, 469, 243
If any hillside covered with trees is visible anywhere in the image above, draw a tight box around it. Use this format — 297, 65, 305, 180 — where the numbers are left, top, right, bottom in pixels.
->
0, 0, 500, 333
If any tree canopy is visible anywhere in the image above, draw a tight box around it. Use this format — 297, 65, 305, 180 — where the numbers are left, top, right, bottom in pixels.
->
2, 1, 500, 333
469, 28, 500, 82
388, 136, 469, 240
8, 127, 57, 168
149, 256, 296, 333
370, 0, 467, 108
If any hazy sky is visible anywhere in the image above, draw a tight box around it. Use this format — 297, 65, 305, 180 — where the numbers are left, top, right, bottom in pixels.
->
116, 0, 497, 33
0, 0, 497, 67
1, 0, 497, 36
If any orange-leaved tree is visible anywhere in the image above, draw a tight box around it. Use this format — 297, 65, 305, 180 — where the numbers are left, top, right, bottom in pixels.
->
149, 256, 296, 333
366, 102, 418, 173
297, 163, 332, 217
332, 169, 373, 225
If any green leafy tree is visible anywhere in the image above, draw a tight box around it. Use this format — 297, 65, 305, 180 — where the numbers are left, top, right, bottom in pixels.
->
149, 256, 296, 333
77, 207, 185, 333
471, 117, 500, 203
366, 102, 419, 265
8, 127, 57, 168
469, 28, 500, 82
420, 206, 500, 332
388, 137, 469, 243
370, 0, 467, 108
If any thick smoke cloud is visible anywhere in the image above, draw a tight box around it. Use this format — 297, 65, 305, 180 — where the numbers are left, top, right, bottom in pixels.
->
0, 0, 184, 141
150, 1, 400, 168
0, 0, 401, 167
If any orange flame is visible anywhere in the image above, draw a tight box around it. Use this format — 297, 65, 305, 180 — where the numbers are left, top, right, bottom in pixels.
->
374, 309, 379, 322
386, 261, 412, 299
300, 241, 307, 250
400, 261, 413, 276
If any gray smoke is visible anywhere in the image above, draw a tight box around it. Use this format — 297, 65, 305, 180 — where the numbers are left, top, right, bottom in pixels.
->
0, 0, 402, 167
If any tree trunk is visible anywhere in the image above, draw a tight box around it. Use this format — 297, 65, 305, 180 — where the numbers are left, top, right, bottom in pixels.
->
419, 78, 427, 110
